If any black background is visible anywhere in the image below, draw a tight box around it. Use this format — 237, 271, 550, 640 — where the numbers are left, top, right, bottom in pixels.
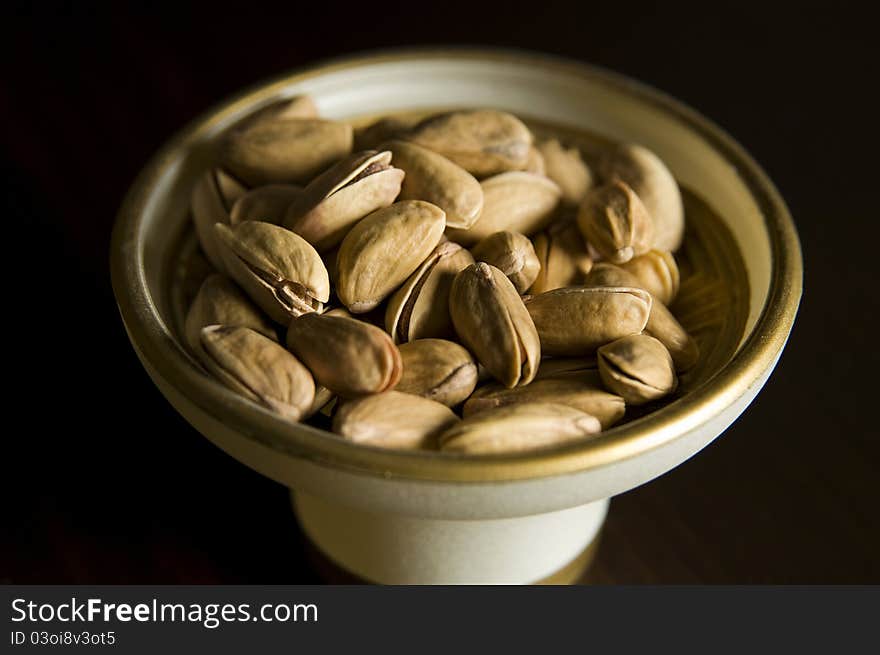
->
2, 2, 877, 583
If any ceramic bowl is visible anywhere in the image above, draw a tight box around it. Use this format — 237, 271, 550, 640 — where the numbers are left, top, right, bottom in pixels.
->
111, 49, 802, 584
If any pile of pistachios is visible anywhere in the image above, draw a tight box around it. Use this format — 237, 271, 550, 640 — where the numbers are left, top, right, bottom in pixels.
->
185, 95, 698, 454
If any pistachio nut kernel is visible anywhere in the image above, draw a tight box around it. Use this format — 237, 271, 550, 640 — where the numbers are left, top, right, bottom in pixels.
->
396, 339, 478, 407
619, 249, 680, 305
191, 168, 247, 272
597, 334, 677, 405
333, 391, 459, 450
536, 139, 593, 206
577, 180, 655, 264
214, 221, 330, 324
529, 221, 593, 294
438, 402, 601, 455
229, 184, 302, 226
284, 150, 405, 251
449, 262, 541, 388
470, 231, 541, 294
336, 200, 446, 313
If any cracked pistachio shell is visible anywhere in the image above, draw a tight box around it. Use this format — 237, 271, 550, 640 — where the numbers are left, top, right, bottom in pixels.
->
463, 376, 625, 429
284, 150, 405, 251
221, 118, 353, 186
406, 110, 533, 177
449, 262, 541, 388
396, 339, 478, 407
229, 184, 302, 226
529, 221, 593, 294
525, 286, 652, 356
470, 231, 540, 294
598, 334, 677, 404
577, 180, 655, 264
446, 172, 562, 246
191, 168, 248, 271
533, 356, 598, 381
537, 139, 593, 206
598, 143, 685, 252
286, 312, 402, 398
336, 200, 446, 313
439, 402, 601, 454
384, 140, 483, 229
583, 263, 697, 371
333, 391, 459, 450
619, 249, 680, 305
385, 240, 475, 343
199, 325, 315, 421
184, 274, 277, 357
214, 221, 330, 324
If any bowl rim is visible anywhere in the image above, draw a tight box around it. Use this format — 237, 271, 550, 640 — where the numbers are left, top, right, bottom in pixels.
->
110, 47, 802, 483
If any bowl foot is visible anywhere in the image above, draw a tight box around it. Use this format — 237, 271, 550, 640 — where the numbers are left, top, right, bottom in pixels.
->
291, 491, 608, 584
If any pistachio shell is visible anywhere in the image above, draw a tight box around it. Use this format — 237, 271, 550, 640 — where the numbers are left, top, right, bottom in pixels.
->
438, 402, 601, 454
525, 286, 652, 356
336, 200, 446, 313
354, 117, 417, 151
396, 339, 478, 407
284, 150, 405, 251
532, 356, 598, 381
529, 221, 593, 294
241, 95, 319, 127
537, 139, 593, 206
577, 180, 654, 264
229, 184, 302, 225
597, 334, 677, 404
523, 146, 546, 175
333, 391, 459, 450
449, 262, 541, 388
619, 249, 680, 305
470, 231, 540, 294
191, 168, 247, 271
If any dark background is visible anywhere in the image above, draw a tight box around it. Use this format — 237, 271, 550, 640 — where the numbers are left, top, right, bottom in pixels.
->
2, 2, 877, 583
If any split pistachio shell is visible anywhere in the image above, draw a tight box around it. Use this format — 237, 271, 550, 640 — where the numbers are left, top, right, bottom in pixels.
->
529, 221, 593, 294
470, 231, 540, 294
385, 240, 475, 343
439, 402, 601, 454
598, 143, 685, 252
286, 312, 402, 398
464, 377, 625, 429
523, 146, 546, 175
229, 184, 302, 225
396, 339, 478, 407
214, 221, 330, 324
525, 286, 652, 356
577, 180, 654, 264
336, 200, 446, 313
191, 168, 248, 271
619, 249, 680, 305
537, 139, 593, 206
199, 325, 315, 421
284, 150, 405, 251
384, 140, 483, 229
446, 172, 561, 246
597, 334, 677, 404
449, 262, 541, 388
333, 391, 459, 450
406, 110, 533, 177
184, 274, 277, 356
222, 118, 353, 186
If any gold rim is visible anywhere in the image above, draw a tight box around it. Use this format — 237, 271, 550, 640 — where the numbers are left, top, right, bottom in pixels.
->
110, 47, 802, 483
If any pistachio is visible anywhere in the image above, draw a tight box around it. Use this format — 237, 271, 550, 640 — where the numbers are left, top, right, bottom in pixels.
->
284, 150, 405, 251
577, 180, 654, 264
537, 139, 592, 206
446, 172, 561, 245
619, 249, 680, 305
199, 325, 315, 421
384, 140, 483, 229
598, 143, 684, 252
214, 221, 330, 324
525, 286, 652, 356
523, 146, 546, 175
406, 110, 533, 176
184, 274, 277, 357
354, 117, 416, 151
336, 200, 446, 313
305, 386, 336, 420
222, 118, 353, 186
229, 184, 302, 226
241, 95, 319, 127
532, 356, 598, 381
597, 334, 677, 404
333, 391, 459, 450
396, 339, 478, 407
449, 262, 540, 387
191, 168, 247, 272
286, 312, 402, 398
385, 240, 474, 343
529, 221, 593, 294
470, 231, 540, 294
438, 402, 601, 454
464, 377, 625, 429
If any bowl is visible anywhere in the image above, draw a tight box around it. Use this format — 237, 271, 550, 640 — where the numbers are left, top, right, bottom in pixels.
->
111, 48, 802, 584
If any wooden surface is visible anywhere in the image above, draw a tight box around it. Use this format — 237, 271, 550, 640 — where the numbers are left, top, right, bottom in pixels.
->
2, 3, 877, 584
